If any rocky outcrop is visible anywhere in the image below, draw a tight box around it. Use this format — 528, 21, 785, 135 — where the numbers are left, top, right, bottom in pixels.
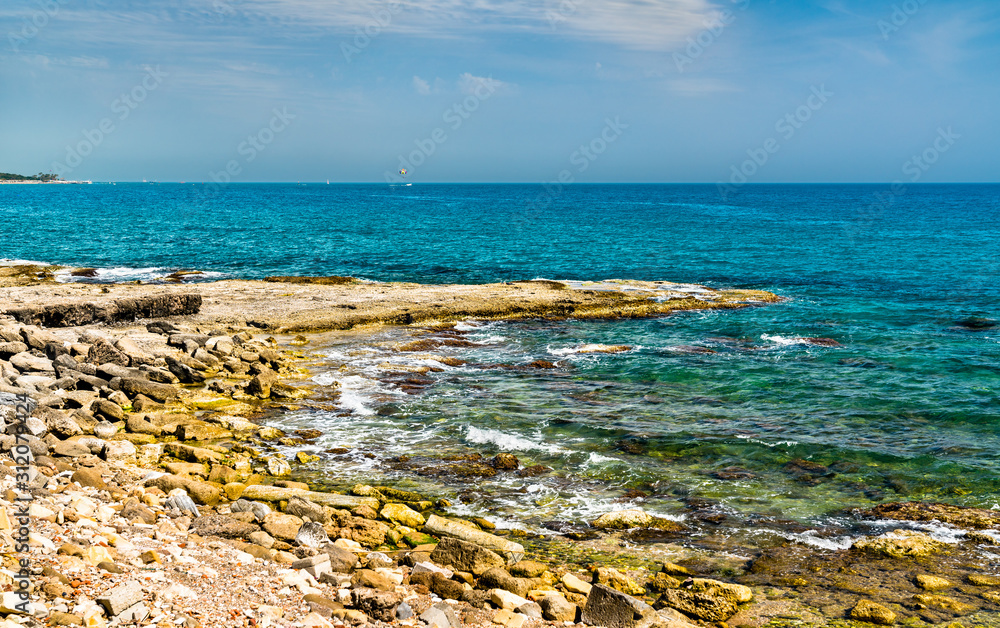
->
5, 294, 202, 327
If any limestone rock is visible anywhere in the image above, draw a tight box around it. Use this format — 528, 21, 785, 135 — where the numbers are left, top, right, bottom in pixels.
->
852, 530, 947, 559
424, 514, 524, 563
430, 537, 504, 576
849, 599, 896, 625
655, 578, 752, 622
380, 503, 425, 528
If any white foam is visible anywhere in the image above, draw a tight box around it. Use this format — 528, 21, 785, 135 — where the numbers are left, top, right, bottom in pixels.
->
0, 258, 51, 266
465, 426, 565, 454
786, 530, 856, 551
760, 334, 808, 347
586, 452, 618, 464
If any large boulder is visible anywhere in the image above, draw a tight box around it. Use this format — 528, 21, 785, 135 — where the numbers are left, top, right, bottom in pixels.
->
263, 512, 305, 541
581, 584, 659, 628
424, 514, 524, 563
120, 378, 179, 403
430, 537, 505, 576
655, 578, 752, 622
477, 568, 531, 597
851, 530, 947, 559
380, 503, 425, 528
10, 353, 54, 373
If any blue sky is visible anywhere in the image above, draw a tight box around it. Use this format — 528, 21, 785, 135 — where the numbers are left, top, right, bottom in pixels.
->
1, 0, 997, 182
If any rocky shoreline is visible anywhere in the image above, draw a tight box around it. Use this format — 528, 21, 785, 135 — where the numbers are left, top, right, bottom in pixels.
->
1, 274, 999, 628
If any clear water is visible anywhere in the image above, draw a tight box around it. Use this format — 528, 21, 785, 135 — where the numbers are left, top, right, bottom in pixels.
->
2, 183, 998, 537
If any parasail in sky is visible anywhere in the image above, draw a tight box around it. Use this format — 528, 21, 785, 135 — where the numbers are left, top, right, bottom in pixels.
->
399, 168, 407, 176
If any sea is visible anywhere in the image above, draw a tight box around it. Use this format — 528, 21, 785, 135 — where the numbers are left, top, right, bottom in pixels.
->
2, 182, 998, 552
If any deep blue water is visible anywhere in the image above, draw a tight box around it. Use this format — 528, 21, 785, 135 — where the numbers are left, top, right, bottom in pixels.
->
2, 183, 999, 532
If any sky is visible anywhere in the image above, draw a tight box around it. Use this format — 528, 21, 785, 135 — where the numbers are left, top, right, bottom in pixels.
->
1, 0, 998, 183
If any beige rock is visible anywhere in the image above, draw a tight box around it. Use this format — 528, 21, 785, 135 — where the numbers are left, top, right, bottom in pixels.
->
562, 572, 592, 595
380, 503, 425, 528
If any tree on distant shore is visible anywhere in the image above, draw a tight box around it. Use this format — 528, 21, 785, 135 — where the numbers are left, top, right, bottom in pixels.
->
0, 171, 60, 181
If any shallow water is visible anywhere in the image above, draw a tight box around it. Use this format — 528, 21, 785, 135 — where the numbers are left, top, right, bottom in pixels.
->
2, 182, 998, 544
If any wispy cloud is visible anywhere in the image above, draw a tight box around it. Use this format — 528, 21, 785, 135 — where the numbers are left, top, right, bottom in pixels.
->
242, 0, 720, 50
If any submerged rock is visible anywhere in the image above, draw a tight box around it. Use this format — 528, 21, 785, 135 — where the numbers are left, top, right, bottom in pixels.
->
850, 599, 896, 625
591, 509, 683, 532
655, 578, 752, 622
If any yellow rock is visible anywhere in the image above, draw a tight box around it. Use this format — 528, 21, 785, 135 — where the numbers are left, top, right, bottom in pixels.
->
915, 574, 951, 591
850, 600, 895, 625
852, 530, 946, 559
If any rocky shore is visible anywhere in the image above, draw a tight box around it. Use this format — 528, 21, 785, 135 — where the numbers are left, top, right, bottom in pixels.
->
1, 273, 999, 628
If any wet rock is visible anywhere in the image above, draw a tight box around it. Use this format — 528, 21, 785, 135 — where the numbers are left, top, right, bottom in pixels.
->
594, 567, 645, 597
582, 584, 659, 628
380, 502, 425, 528
424, 514, 524, 563
916, 574, 951, 591
655, 578, 752, 622
852, 530, 947, 559
850, 599, 896, 625
954, 316, 997, 331
490, 452, 520, 470
862, 501, 1000, 530
591, 509, 683, 532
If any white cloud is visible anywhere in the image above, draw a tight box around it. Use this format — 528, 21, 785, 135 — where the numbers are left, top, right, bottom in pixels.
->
413, 75, 431, 95
457, 73, 509, 95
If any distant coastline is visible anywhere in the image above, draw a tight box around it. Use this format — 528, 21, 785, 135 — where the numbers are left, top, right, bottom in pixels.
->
0, 179, 92, 184
0, 171, 91, 184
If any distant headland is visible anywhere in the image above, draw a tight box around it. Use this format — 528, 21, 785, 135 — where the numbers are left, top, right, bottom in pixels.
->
0, 172, 91, 184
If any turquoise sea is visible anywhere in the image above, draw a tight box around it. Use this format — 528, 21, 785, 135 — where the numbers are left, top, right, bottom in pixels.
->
2, 183, 998, 547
